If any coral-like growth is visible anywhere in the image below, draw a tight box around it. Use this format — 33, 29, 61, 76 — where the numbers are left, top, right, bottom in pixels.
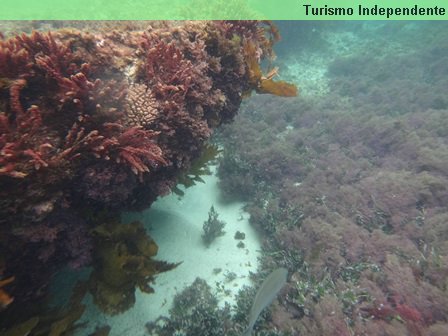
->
124, 83, 159, 128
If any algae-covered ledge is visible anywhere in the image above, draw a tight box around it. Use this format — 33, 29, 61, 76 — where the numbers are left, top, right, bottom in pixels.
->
0, 20, 296, 332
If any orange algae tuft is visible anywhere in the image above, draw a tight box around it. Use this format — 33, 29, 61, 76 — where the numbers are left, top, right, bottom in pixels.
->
258, 78, 298, 97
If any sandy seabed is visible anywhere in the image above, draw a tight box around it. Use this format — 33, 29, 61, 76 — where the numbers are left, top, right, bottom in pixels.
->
76, 166, 261, 335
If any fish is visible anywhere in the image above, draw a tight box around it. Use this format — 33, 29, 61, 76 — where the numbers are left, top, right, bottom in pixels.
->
242, 268, 288, 336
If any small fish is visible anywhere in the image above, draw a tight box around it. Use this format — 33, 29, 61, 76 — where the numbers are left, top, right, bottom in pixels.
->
243, 268, 288, 336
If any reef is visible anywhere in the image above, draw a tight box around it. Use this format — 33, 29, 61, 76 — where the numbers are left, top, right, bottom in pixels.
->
0, 20, 296, 328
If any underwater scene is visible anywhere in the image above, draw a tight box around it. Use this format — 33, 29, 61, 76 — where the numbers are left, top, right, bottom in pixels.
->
0, 20, 447, 336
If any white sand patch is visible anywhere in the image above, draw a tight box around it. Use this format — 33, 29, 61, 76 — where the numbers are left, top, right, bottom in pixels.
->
282, 54, 330, 97
76, 166, 261, 335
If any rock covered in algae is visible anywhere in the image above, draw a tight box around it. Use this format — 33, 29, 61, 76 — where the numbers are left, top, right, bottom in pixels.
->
0, 20, 296, 322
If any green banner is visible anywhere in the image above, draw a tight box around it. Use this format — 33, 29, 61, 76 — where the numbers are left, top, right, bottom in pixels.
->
1, 0, 447, 19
